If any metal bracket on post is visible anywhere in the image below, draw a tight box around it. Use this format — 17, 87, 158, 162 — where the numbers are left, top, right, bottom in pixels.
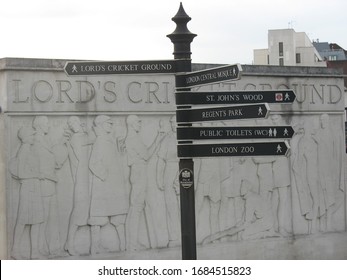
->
167, 3, 197, 260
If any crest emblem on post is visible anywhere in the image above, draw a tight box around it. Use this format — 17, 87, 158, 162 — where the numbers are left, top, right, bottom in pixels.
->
179, 168, 194, 188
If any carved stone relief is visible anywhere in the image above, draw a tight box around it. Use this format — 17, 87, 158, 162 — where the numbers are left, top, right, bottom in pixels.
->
290, 114, 345, 235
8, 114, 174, 258
7, 112, 345, 259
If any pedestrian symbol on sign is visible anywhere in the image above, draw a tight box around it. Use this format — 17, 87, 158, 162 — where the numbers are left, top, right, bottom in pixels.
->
258, 106, 263, 115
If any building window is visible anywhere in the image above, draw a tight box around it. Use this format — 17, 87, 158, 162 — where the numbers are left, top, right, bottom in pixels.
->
279, 42, 283, 56
267, 55, 269, 65
329, 55, 337, 61
296, 53, 301, 63
279, 58, 284, 66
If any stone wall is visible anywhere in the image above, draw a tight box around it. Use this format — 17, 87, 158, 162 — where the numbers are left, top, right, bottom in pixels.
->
0, 58, 346, 259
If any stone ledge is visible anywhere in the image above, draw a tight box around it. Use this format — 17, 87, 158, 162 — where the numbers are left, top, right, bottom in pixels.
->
56, 232, 347, 260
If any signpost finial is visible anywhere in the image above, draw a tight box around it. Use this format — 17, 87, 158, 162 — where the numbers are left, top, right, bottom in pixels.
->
167, 3, 197, 60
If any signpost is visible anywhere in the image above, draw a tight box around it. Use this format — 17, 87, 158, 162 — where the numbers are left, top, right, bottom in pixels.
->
167, 3, 197, 261
176, 104, 270, 123
177, 126, 295, 140
167, 3, 294, 260
175, 90, 296, 105
177, 141, 290, 158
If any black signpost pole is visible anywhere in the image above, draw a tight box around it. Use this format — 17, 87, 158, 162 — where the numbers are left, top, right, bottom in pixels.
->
167, 3, 197, 260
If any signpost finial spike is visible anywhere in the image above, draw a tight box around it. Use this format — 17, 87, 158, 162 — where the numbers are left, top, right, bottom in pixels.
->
167, 3, 197, 60
172, 2, 191, 21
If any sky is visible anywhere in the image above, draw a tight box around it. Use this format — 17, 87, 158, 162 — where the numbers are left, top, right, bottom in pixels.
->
0, 0, 346, 65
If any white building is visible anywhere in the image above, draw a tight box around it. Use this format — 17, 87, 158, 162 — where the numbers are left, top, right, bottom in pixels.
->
254, 29, 326, 67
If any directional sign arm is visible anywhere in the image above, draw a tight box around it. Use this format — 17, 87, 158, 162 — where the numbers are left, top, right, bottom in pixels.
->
177, 141, 290, 158
176, 103, 270, 123
64, 60, 178, 76
175, 90, 296, 105
176, 64, 242, 88
177, 126, 295, 140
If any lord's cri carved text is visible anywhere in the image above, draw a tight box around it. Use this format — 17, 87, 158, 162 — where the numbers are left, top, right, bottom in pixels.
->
12, 79, 172, 105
